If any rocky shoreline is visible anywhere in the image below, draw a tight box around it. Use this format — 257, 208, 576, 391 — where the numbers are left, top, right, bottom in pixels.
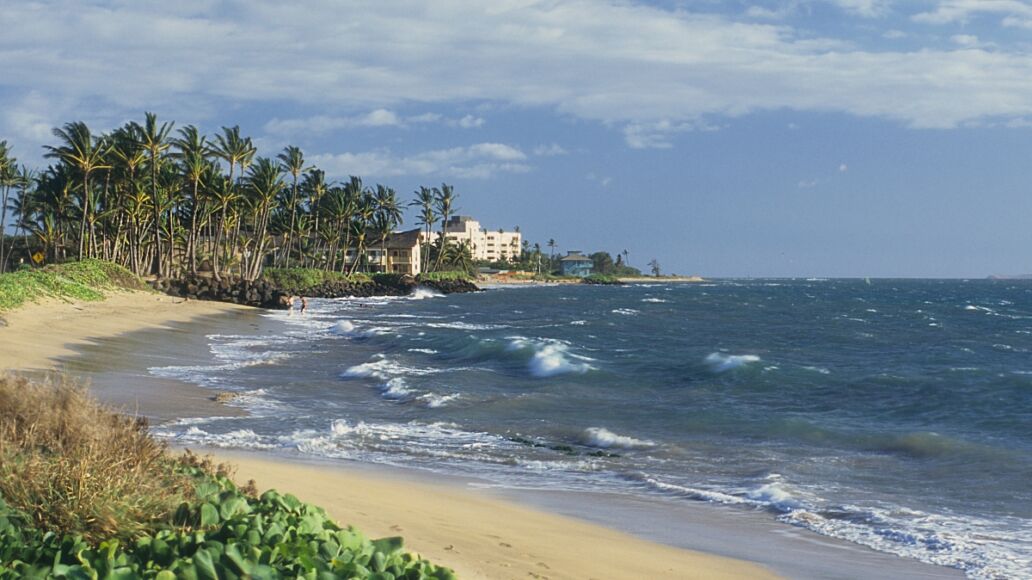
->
152, 274, 479, 309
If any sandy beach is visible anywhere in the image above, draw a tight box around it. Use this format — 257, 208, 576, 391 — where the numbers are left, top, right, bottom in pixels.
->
0, 290, 779, 579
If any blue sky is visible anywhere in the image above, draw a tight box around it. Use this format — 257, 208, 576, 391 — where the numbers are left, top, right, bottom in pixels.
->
3, 0, 1032, 277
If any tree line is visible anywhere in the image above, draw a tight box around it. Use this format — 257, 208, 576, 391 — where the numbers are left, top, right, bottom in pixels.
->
0, 114, 477, 280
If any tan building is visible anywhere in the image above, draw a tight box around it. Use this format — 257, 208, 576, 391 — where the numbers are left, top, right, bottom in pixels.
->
344, 228, 423, 275
423, 216, 521, 263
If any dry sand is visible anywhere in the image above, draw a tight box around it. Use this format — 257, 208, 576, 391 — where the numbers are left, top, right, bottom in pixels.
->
0, 290, 779, 579
222, 452, 777, 580
0, 290, 249, 371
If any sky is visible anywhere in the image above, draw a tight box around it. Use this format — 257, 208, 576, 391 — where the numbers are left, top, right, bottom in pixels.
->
3, 0, 1032, 277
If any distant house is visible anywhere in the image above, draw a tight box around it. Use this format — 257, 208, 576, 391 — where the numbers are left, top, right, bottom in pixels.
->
344, 228, 423, 275
559, 251, 593, 277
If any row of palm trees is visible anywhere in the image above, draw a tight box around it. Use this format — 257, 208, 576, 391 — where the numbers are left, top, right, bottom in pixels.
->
0, 114, 471, 279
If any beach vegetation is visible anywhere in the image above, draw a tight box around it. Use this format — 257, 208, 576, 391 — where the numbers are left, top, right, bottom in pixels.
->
260, 267, 371, 293
418, 270, 473, 282
0, 259, 146, 311
0, 118, 473, 282
583, 273, 622, 285
0, 374, 456, 579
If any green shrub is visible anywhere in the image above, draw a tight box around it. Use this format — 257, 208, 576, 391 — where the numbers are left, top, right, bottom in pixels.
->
261, 268, 371, 293
0, 375, 455, 579
583, 274, 622, 285
418, 271, 472, 283
0, 260, 147, 311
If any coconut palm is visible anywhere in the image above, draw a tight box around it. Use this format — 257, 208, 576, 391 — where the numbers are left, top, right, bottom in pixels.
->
211, 126, 256, 280
132, 113, 173, 276
410, 186, 437, 271
276, 146, 308, 267
432, 183, 457, 271
172, 125, 211, 274
241, 157, 285, 280
372, 185, 402, 273
0, 141, 15, 271
43, 122, 111, 261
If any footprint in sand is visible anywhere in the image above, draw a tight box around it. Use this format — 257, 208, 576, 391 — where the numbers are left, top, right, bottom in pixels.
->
390, 524, 403, 532
499, 542, 513, 548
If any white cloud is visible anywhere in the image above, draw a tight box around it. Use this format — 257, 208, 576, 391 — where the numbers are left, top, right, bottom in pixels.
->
839, 163, 848, 172
532, 143, 568, 156
798, 179, 819, 188
309, 142, 529, 179
623, 119, 720, 149
264, 109, 485, 136
827, 0, 892, 18
6, 0, 1032, 155
951, 34, 979, 47
457, 114, 485, 128
913, 0, 1032, 26
882, 29, 907, 39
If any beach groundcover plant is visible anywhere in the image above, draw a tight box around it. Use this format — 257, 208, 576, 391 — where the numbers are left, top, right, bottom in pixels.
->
0, 375, 456, 579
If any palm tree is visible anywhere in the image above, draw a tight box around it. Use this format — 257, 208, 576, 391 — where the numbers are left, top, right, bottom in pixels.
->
373, 185, 402, 273
300, 169, 328, 266
276, 146, 307, 267
5, 166, 35, 270
432, 183, 457, 271
211, 126, 256, 280
133, 113, 173, 276
172, 125, 210, 274
241, 157, 284, 280
0, 141, 14, 271
44, 122, 111, 261
411, 186, 437, 271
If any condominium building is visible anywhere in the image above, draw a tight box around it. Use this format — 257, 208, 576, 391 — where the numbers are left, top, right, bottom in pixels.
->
422, 216, 521, 263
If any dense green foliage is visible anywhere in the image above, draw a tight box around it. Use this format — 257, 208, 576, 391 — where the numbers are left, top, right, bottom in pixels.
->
261, 268, 371, 293
417, 271, 472, 283
582, 273, 622, 285
0, 259, 146, 311
0, 375, 454, 579
0, 469, 454, 579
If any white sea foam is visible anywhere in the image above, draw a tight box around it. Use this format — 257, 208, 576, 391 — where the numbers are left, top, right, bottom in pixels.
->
803, 366, 832, 375
581, 427, 655, 449
704, 352, 761, 373
611, 308, 640, 316
410, 286, 444, 300
331, 320, 357, 335
570, 320, 587, 326
507, 337, 595, 378
641, 298, 668, 303
419, 393, 461, 408
424, 321, 506, 331
408, 348, 439, 354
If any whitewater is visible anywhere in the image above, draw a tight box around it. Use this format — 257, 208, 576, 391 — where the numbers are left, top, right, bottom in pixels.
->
151, 280, 1032, 579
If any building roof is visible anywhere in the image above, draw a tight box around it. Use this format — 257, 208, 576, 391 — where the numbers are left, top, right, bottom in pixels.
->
386, 228, 422, 249
560, 251, 593, 262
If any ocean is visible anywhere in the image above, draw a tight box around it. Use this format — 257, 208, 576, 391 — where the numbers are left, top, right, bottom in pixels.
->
149, 280, 1032, 579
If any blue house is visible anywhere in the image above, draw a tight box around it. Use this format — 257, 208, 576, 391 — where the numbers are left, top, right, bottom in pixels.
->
559, 251, 593, 277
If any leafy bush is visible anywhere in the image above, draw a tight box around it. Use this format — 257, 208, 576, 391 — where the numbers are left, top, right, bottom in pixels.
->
0, 375, 455, 579
583, 274, 622, 285
260, 268, 371, 293
0, 259, 147, 311
417, 271, 471, 283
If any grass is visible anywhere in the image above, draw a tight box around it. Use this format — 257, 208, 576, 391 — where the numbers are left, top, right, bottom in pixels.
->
0, 260, 147, 312
0, 374, 454, 578
260, 268, 371, 293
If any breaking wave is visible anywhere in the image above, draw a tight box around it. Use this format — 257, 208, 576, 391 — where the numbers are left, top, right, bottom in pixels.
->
580, 427, 655, 449
704, 352, 761, 373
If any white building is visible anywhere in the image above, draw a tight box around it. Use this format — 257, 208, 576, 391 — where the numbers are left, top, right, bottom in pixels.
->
423, 216, 521, 263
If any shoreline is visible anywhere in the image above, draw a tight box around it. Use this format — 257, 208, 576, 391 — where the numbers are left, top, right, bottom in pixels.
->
0, 290, 966, 579
0, 291, 781, 579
